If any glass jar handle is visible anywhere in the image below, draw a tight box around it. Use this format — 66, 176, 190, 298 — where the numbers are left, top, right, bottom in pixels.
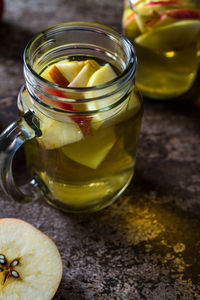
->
0, 111, 42, 203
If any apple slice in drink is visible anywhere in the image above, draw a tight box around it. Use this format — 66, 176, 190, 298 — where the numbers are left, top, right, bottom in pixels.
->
87, 63, 117, 87
87, 63, 140, 125
68, 60, 100, 88
0, 218, 62, 300
28, 59, 101, 149
61, 63, 139, 170
42, 60, 85, 84
134, 0, 180, 16
62, 127, 117, 169
19, 90, 84, 150
49, 65, 69, 86
61, 64, 119, 169
146, 1, 180, 6
53, 60, 85, 83
123, 9, 141, 37
38, 117, 84, 150
145, 7, 200, 27
42, 59, 100, 134
86, 63, 120, 128
87, 63, 117, 112
135, 20, 200, 52
162, 8, 200, 20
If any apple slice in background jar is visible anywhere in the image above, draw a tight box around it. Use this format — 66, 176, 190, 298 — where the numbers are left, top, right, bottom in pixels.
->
122, 0, 200, 99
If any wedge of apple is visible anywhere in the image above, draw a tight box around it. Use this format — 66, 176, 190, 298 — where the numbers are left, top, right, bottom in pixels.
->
134, 0, 180, 17
61, 63, 139, 169
87, 63, 138, 124
19, 90, 84, 150
0, 218, 62, 300
52, 60, 85, 83
145, 7, 200, 28
42, 59, 100, 88
87, 63, 117, 111
162, 8, 200, 20
42, 60, 85, 84
123, 9, 141, 37
146, 0, 180, 6
135, 20, 200, 51
42, 59, 101, 135
49, 65, 69, 86
19, 60, 101, 150
62, 126, 117, 169
87, 63, 117, 88
58, 63, 118, 169
68, 60, 100, 88
38, 117, 83, 150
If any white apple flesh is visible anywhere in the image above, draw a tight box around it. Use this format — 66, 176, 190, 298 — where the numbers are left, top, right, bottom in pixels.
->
55, 60, 85, 83
0, 218, 62, 300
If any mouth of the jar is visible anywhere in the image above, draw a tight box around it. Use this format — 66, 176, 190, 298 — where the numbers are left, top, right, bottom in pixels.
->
23, 22, 137, 109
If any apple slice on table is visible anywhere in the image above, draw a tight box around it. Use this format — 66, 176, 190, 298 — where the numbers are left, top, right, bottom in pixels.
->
0, 218, 62, 300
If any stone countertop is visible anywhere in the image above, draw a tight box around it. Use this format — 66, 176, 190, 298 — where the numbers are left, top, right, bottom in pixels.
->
0, 0, 200, 299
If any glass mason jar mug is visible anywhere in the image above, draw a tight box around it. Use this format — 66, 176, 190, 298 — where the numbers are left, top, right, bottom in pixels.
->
0, 22, 143, 213
122, 0, 200, 99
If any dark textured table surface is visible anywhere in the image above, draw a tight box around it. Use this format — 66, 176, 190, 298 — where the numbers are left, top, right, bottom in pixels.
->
0, 0, 200, 299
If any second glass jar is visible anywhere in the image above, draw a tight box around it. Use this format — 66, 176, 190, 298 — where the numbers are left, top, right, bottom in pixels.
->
122, 0, 200, 99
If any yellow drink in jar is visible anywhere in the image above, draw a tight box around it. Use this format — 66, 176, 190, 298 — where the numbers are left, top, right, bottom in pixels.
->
122, 0, 200, 99
19, 55, 143, 212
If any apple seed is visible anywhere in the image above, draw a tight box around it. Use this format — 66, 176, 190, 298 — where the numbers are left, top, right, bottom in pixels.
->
10, 259, 19, 267
11, 270, 19, 278
0, 254, 21, 285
